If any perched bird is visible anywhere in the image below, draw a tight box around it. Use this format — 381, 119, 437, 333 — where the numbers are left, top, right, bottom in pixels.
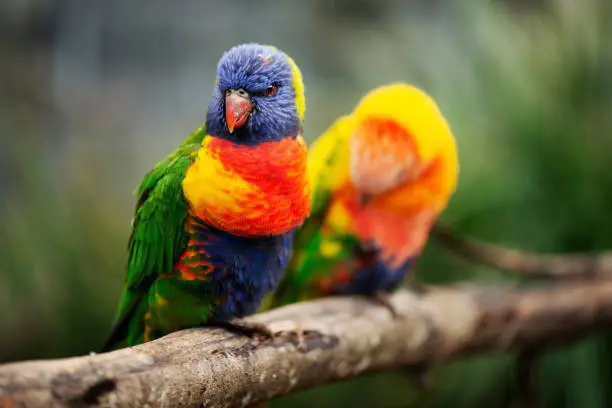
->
262, 83, 458, 311
102, 43, 310, 351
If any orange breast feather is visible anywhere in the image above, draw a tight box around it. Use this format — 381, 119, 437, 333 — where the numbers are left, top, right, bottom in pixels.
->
182, 136, 311, 237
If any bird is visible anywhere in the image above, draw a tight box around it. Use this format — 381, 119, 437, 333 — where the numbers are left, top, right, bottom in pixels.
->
262, 83, 458, 314
101, 43, 311, 351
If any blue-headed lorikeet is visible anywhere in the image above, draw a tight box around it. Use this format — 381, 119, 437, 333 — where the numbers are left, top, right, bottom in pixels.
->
102, 43, 311, 351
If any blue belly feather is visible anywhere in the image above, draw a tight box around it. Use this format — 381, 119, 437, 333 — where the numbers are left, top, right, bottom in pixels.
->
184, 219, 295, 321
329, 256, 417, 296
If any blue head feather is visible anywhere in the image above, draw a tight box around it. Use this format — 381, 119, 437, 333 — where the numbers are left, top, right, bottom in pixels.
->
206, 43, 303, 145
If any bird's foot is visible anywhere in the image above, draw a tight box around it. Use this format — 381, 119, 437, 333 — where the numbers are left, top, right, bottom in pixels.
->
216, 319, 275, 342
370, 291, 401, 319
406, 276, 429, 295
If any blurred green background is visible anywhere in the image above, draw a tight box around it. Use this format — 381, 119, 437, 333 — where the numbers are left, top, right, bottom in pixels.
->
2, 0, 612, 407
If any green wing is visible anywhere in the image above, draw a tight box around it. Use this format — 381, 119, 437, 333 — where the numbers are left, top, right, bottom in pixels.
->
261, 116, 360, 309
101, 126, 206, 351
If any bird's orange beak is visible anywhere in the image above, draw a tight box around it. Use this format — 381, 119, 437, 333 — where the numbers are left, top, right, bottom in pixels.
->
225, 89, 252, 134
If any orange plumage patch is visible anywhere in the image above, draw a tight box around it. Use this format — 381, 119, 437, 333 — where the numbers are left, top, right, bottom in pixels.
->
210, 136, 307, 194
350, 117, 421, 196
332, 183, 438, 270
330, 115, 451, 270
355, 118, 417, 151
183, 135, 311, 237
174, 219, 214, 281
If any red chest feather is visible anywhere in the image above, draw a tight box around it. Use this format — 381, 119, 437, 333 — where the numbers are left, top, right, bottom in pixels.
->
336, 185, 437, 269
183, 136, 311, 237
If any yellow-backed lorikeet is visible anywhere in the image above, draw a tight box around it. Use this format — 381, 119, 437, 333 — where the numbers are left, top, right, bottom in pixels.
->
263, 83, 458, 310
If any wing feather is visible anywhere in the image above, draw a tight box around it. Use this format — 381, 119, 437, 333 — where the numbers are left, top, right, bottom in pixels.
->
101, 127, 205, 351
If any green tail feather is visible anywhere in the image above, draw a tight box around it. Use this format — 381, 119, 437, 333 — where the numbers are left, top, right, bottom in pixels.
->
100, 290, 147, 352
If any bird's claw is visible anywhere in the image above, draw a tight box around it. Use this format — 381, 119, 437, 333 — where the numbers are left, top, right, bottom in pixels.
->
217, 319, 275, 342
371, 291, 401, 319
406, 275, 429, 295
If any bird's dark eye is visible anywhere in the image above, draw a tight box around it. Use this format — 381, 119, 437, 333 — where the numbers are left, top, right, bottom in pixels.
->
264, 84, 278, 97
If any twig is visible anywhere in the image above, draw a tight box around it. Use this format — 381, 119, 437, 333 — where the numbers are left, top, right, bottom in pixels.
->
432, 224, 612, 279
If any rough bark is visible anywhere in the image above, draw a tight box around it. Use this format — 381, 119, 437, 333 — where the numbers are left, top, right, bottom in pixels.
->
432, 224, 612, 279
2, 281, 612, 408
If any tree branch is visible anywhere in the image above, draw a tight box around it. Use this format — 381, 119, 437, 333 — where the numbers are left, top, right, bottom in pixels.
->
432, 224, 612, 279
3, 281, 612, 408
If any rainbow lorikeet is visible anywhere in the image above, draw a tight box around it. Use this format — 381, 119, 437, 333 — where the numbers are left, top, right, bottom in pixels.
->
102, 43, 310, 351
262, 83, 458, 311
